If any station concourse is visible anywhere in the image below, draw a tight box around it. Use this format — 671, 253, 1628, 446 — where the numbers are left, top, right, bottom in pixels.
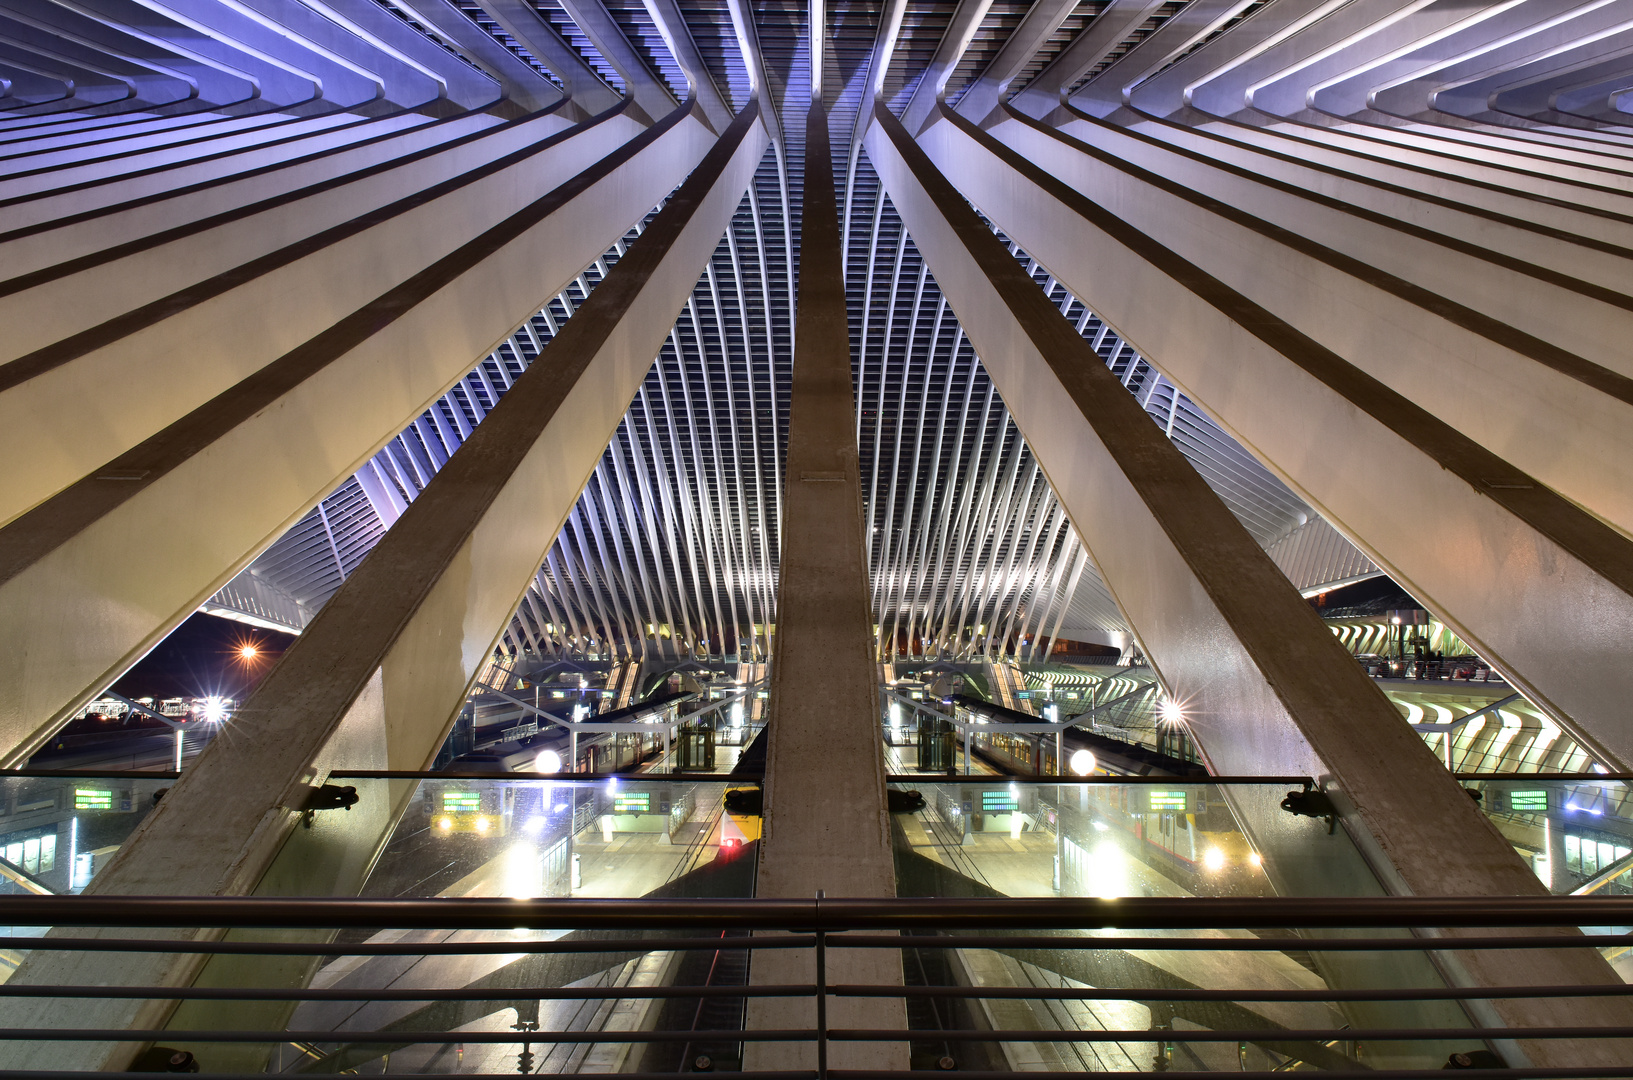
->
1, 0, 1633, 1072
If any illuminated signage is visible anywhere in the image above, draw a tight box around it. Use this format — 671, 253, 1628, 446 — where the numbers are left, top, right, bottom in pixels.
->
614, 793, 651, 814
74, 789, 113, 811
1507, 790, 1549, 812
981, 791, 1018, 813
1147, 790, 1189, 813
441, 791, 481, 813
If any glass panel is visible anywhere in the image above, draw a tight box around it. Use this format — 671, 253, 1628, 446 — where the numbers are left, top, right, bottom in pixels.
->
1471, 777, 1633, 895
359, 778, 747, 901
888, 779, 1479, 1070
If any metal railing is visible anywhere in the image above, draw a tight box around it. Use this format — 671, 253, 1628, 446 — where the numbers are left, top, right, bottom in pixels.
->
0, 896, 1630, 1077
1358, 658, 1506, 684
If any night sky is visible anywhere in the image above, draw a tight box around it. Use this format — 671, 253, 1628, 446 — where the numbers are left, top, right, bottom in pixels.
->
110, 611, 297, 703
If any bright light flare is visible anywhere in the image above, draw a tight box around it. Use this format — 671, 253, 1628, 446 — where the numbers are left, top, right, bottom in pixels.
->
474, 816, 490, 834
230, 635, 268, 667
1069, 749, 1097, 776
201, 697, 226, 723
504, 843, 543, 899
1089, 843, 1127, 899
534, 750, 562, 774
437, 816, 453, 831
1158, 698, 1185, 725
1202, 847, 1227, 872
1248, 851, 1263, 868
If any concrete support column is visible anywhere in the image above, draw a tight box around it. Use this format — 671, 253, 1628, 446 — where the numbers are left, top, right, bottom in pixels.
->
863, 101, 1630, 1071
745, 100, 906, 1073
0, 100, 768, 1073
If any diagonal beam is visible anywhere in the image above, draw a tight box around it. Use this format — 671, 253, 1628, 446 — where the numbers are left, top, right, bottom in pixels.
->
929, 101, 1633, 776
899, 0, 995, 135
0, 104, 701, 768
0, 100, 769, 1074
641, 0, 733, 132
1008, 0, 1171, 115
863, 100, 1630, 1071
481, 0, 623, 115
951, 0, 1079, 123
558, 0, 679, 122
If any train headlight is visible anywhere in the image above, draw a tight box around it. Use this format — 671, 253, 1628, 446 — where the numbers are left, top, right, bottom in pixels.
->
534, 750, 562, 774
1203, 847, 1227, 872
1248, 851, 1263, 868
437, 816, 453, 831
1069, 749, 1097, 776
475, 817, 491, 834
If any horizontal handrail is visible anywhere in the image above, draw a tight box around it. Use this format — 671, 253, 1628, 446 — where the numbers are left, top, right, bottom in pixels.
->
1456, 771, 1633, 782
842, 932, 1633, 951
831, 983, 1633, 1002
0, 984, 812, 1001
0, 981, 1623, 1004
2, 894, 1633, 929
0, 767, 1618, 784
0, 896, 1624, 1077
883, 774, 1313, 784
3, 1023, 1633, 1045
836, 1071, 1633, 1080
327, 770, 753, 781
0, 1072, 1605, 1080
0, 770, 179, 779
0, 1073, 817, 1080
0, 933, 812, 956
0, 1027, 812, 1044
5, 930, 1628, 956
835, 1025, 1633, 1042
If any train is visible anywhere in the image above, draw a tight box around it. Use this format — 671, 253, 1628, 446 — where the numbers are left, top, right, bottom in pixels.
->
932, 699, 1263, 896
1058, 783, 1268, 898
719, 786, 762, 856
948, 695, 1208, 778
444, 690, 696, 775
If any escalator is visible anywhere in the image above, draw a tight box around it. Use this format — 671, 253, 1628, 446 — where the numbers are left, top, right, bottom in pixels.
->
639, 929, 751, 1072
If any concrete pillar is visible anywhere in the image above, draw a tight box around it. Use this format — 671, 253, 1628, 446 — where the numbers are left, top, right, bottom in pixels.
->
0, 103, 715, 768
864, 101, 1631, 1071
914, 102, 1633, 777
745, 99, 907, 1073
0, 100, 768, 1073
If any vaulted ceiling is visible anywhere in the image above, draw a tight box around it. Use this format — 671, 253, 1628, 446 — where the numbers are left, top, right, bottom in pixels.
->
8, 0, 1623, 668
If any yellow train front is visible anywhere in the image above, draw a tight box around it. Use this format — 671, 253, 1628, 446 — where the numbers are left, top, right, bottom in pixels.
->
430, 787, 508, 837
1076, 784, 1270, 897
719, 785, 762, 858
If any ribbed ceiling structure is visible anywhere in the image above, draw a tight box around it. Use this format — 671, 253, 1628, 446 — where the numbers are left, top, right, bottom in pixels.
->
3, 0, 1627, 679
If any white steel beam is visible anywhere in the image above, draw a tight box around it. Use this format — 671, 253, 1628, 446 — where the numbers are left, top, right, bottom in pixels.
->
0, 101, 716, 766
865, 100, 1631, 1071
922, 102, 1633, 774
0, 99, 767, 1073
